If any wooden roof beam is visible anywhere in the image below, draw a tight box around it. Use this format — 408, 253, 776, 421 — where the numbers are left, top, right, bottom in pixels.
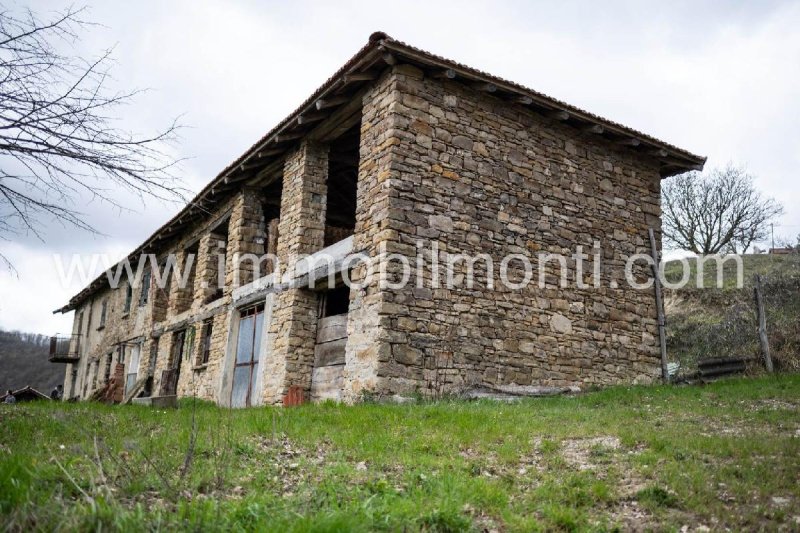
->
274, 131, 305, 143
432, 68, 457, 80
316, 95, 349, 110
549, 110, 570, 121
297, 112, 329, 125
475, 82, 497, 93
343, 72, 378, 84
616, 138, 641, 147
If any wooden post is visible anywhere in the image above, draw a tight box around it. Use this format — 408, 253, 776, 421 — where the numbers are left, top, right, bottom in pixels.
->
753, 274, 774, 373
648, 229, 669, 382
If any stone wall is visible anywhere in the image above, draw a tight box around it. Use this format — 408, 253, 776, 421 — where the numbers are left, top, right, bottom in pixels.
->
65, 189, 258, 404
62, 61, 667, 406
345, 64, 664, 397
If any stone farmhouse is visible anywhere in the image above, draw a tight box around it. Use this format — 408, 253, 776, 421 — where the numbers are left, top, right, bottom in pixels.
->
50, 33, 705, 406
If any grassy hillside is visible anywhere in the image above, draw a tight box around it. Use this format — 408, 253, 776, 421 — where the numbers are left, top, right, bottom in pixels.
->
663, 253, 800, 290
0, 330, 64, 394
664, 254, 800, 373
2, 376, 799, 531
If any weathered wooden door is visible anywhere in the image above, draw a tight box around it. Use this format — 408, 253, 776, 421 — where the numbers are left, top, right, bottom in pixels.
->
231, 304, 264, 407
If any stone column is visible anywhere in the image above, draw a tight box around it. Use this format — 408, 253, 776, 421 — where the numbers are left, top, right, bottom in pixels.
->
261, 141, 329, 404
226, 188, 267, 291
340, 68, 404, 402
163, 247, 193, 317
194, 232, 226, 304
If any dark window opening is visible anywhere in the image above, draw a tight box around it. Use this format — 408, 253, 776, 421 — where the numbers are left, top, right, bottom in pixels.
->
320, 285, 351, 318
123, 283, 133, 314
198, 320, 213, 365
139, 269, 151, 306
324, 123, 360, 247
207, 218, 229, 303
98, 299, 108, 328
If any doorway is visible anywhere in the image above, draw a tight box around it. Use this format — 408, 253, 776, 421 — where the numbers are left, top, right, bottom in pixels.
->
231, 304, 264, 407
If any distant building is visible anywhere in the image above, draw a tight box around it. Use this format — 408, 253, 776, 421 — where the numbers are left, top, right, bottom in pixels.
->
1, 386, 50, 403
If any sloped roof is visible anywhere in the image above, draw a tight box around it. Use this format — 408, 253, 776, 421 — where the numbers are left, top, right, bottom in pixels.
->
56, 31, 705, 313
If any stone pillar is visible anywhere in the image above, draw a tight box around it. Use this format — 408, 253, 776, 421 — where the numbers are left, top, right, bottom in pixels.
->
261, 141, 329, 404
276, 142, 328, 270
194, 232, 226, 304
340, 68, 403, 402
166, 248, 197, 316
226, 188, 267, 291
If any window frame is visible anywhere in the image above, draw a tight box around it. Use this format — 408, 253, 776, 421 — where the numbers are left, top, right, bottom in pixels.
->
198, 320, 213, 366
139, 269, 151, 307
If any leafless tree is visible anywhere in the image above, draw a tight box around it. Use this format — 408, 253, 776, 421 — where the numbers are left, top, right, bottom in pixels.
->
0, 5, 184, 268
662, 164, 783, 254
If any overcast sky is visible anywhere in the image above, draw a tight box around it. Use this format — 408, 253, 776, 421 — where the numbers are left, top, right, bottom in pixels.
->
2, 0, 799, 335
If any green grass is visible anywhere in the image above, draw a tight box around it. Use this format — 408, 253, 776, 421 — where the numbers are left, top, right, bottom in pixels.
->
2, 376, 800, 531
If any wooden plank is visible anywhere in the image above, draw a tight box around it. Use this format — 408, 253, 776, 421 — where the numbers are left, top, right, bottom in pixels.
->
316, 314, 348, 343
648, 228, 669, 383
753, 274, 774, 373
697, 356, 754, 368
310, 364, 344, 402
314, 337, 347, 367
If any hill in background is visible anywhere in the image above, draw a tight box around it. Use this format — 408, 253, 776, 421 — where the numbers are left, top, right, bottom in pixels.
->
663, 254, 800, 373
0, 330, 64, 393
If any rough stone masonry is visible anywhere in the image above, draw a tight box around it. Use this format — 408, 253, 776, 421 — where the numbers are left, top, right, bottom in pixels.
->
51, 32, 705, 406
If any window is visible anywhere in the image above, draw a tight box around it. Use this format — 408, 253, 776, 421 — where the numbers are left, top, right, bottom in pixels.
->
103, 353, 113, 384
98, 299, 108, 328
123, 283, 133, 314
139, 269, 151, 306
125, 344, 141, 395
198, 320, 213, 366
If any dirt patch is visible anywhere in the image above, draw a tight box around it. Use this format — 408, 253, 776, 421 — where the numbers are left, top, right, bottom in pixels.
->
253, 435, 331, 497
561, 436, 622, 471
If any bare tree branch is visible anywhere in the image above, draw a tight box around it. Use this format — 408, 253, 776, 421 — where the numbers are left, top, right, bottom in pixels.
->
0, 4, 186, 261
662, 164, 784, 254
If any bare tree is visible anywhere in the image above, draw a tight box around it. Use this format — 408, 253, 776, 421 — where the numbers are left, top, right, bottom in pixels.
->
661, 164, 783, 254
0, 5, 184, 268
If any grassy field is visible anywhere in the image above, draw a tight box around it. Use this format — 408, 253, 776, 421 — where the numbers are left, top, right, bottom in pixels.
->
2, 376, 799, 531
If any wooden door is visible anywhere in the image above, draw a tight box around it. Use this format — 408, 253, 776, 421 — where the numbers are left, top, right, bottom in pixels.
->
231, 304, 264, 407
